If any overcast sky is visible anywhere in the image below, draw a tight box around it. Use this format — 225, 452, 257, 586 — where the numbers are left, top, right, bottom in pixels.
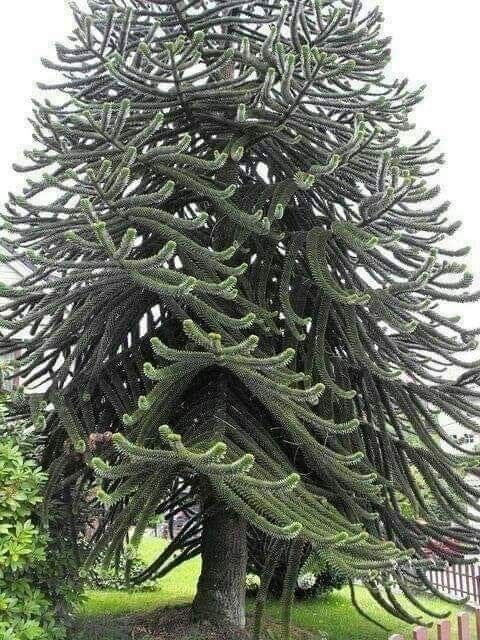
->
1, 1, 479, 324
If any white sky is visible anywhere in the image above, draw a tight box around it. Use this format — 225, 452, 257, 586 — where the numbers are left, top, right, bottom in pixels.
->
1, 1, 479, 327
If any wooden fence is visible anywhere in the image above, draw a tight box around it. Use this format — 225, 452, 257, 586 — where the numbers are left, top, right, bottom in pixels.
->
427, 563, 480, 603
390, 608, 480, 639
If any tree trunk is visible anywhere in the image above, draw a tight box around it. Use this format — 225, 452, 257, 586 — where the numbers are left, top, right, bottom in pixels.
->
192, 501, 247, 628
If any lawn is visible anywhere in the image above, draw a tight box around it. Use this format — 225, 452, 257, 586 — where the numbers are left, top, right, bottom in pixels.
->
83, 537, 201, 616
80, 536, 465, 640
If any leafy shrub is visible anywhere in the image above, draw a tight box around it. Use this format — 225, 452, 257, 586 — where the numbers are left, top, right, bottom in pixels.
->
296, 564, 346, 600
0, 391, 84, 626
83, 545, 159, 592
0, 440, 66, 639
247, 563, 344, 602
249, 535, 346, 601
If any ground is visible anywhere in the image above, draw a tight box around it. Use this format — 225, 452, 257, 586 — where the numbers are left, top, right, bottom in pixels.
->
76, 536, 465, 639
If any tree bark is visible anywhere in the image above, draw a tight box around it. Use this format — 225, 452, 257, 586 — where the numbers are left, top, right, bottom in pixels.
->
192, 501, 247, 628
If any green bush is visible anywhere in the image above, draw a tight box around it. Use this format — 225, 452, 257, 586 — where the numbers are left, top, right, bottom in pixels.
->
83, 544, 159, 592
0, 440, 66, 640
0, 391, 85, 627
296, 564, 346, 600
249, 535, 346, 601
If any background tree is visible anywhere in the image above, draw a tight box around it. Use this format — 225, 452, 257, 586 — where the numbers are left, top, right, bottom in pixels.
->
2, 0, 480, 636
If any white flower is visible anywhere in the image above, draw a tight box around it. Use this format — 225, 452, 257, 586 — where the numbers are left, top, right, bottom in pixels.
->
246, 573, 261, 590
297, 572, 317, 590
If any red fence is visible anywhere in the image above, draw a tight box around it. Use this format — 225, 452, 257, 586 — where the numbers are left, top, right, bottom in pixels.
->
427, 563, 480, 603
390, 609, 480, 639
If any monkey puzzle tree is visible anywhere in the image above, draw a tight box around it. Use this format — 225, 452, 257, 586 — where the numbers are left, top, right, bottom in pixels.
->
2, 0, 480, 636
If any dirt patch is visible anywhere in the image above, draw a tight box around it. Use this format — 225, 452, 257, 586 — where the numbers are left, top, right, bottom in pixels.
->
75, 606, 250, 639
74, 605, 323, 639
131, 606, 251, 639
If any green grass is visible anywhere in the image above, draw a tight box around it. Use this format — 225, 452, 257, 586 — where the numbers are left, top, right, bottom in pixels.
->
83, 537, 201, 616
80, 537, 465, 639
265, 590, 463, 640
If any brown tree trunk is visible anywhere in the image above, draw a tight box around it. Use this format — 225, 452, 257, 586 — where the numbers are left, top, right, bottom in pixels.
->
192, 500, 247, 628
